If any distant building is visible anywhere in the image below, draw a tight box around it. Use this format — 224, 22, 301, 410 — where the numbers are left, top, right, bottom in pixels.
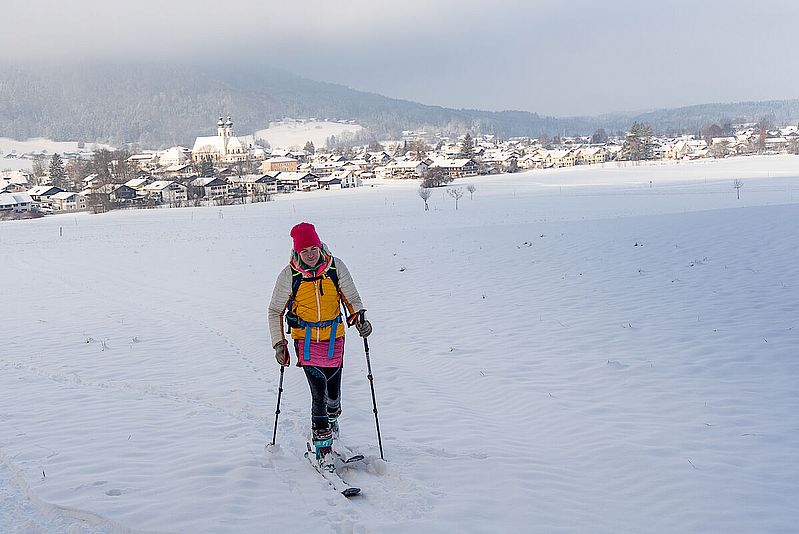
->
192, 117, 251, 164
142, 181, 188, 205
0, 192, 34, 212
260, 156, 299, 173
50, 192, 87, 213
191, 176, 230, 199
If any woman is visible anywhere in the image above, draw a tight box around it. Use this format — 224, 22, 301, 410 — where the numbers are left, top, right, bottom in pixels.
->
267, 222, 372, 468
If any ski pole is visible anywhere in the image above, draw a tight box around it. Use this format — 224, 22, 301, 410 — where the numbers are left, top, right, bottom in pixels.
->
270, 363, 285, 446
271, 328, 289, 447
360, 312, 384, 460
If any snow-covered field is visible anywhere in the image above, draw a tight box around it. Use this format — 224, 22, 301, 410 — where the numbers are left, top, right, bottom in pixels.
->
254, 120, 363, 150
0, 137, 112, 172
2, 155, 798, 533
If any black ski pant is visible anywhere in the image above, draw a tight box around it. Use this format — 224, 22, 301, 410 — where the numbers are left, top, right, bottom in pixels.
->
302, 365, 342, 435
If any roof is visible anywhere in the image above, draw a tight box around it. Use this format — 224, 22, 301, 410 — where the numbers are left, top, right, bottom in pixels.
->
228, 174, 276, 184
143, 181, 182, 191
274, 171, 317, 182
431, 158, 475, 168
163, 163, 191, 172
191, 177, 228, 187
192, 136, 226, 153
51, 192, 79, 200
0, 192, 33, 205
27, 185, 63, 196
125, 178, 151, 188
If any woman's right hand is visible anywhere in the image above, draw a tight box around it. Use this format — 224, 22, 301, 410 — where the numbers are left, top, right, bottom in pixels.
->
274, 341, 290, 366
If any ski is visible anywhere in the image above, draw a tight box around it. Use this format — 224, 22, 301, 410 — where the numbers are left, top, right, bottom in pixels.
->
333, 442, 365, 464
305, 443, 361, 497
333, 449, 365, 464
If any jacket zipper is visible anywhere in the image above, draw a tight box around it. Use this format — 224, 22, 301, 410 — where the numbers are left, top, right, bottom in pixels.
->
314, 280, 321, 341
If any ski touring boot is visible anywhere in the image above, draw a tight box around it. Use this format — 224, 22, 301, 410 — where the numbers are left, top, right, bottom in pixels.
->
327, 405, 341, 440
312, 427, 335, 472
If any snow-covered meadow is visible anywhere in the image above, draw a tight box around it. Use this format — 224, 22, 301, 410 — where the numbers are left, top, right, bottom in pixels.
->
0, 138, 114, 173
254, 120, 363, 150
1, 155, 798, 533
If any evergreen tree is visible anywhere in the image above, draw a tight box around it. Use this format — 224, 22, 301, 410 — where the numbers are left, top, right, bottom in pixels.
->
304, 141, 316, 155
460, 133, 475, 159
48, 153, 66, 188
622, 122, 654, 161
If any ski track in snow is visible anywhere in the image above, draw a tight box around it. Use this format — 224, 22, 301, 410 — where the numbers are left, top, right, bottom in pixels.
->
2, 216, 434, 532
2, 155, 799, 532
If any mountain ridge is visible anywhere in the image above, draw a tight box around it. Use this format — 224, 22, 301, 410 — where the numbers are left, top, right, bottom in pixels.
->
1, 61, 796, 147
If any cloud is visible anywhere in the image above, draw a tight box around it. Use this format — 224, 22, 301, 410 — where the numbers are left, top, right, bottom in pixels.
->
3, 0, 798, 116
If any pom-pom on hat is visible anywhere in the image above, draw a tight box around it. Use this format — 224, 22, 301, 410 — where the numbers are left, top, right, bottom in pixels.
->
290, 222, 323, 252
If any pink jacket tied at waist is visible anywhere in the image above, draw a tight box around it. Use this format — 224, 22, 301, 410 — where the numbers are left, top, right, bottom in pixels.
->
294, 337, 344, 368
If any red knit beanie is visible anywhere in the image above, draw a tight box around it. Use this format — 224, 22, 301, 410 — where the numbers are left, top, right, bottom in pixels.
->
290, 222, 323, 252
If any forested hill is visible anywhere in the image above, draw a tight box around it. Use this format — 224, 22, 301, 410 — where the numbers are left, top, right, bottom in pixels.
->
0, 61, 797, 147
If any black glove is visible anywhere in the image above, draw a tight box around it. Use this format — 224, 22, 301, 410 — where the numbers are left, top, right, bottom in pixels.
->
274, 340, 290, 366
355, 315, 372, 338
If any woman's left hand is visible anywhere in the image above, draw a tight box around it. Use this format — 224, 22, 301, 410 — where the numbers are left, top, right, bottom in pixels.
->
355, 314, 372, 338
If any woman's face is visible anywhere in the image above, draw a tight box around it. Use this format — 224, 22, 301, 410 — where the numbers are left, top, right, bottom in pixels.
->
299, 246, 321, 266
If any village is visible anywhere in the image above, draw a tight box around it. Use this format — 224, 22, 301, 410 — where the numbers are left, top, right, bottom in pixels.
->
2, 116, 799, 218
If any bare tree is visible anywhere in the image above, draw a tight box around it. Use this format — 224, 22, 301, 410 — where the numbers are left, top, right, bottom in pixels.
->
467, 184, 476, 199
404, 139, 427, 160
733, 179, 743, 200
418, 187, 432, 211
32, 156, 48, 184
447, 187, 464, 210
709, 141, 729, 159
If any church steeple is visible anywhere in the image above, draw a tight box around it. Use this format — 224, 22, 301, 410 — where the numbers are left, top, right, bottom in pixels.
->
217, 116, 225, 137
224, 116, 234, 138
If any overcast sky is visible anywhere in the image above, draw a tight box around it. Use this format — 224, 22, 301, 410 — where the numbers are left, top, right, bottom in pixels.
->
5, 0, 798, 117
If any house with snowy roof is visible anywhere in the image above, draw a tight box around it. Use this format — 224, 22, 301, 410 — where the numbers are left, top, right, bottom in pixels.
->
142, 181, 188, 205
260, 156, 299, 173
1, 170, 31, 189
429, 158, 478, 177
542, 149, 577, 168
157, 146, 191, 168
124, 177, 154, 191
82, 174, 102, 189
320, 169, 360, 189
0, 192, 34, 212
384, 160, 428, 178
190, 176, 230, 199
26, 185, 64, 202
160, 163, 193, 179
127, 152, 159, 171
50, 192, 87, 213
227, 174, 278, 196
274, 172, 319, 192
576, 147, 607, 165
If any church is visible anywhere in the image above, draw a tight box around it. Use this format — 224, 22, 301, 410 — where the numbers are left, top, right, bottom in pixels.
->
192, 117, 251, 164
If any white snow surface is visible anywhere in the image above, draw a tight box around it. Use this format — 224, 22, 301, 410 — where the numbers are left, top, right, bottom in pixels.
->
254, 120, 363, 150
2, 155, 798, 533
0, 137, 114, 172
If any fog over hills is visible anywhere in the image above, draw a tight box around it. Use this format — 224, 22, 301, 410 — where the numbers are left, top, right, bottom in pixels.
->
1, 61, 797, 147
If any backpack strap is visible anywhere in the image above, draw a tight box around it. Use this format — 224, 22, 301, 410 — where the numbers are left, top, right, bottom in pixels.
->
297, 315, 342, 361
284, 257, 345, 342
